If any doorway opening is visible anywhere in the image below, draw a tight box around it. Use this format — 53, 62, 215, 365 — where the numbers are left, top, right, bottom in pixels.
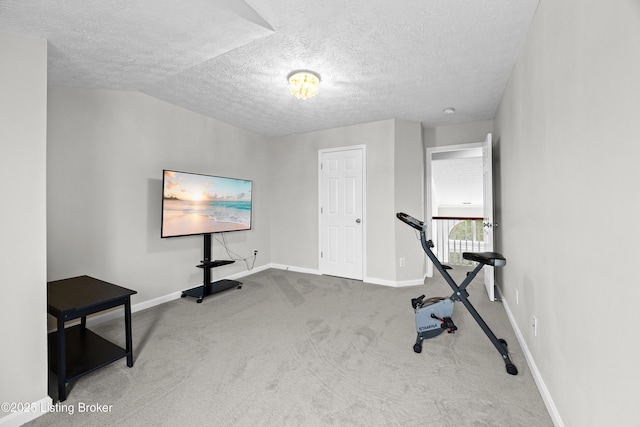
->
426, 134, 496, 300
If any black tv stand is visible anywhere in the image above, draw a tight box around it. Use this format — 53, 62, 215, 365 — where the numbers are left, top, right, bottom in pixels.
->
181, 234, 242, 303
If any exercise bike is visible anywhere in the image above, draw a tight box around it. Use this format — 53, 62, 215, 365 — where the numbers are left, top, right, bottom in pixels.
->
396, 212, 518, 375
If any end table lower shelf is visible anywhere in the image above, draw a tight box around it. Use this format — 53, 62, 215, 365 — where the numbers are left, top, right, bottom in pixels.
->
48, 325, 128, 381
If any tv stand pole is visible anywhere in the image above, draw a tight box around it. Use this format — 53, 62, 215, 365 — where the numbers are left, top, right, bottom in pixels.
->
181, 234, 242, 303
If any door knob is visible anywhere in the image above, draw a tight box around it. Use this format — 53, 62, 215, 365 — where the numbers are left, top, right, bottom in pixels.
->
356, 218, 361, 224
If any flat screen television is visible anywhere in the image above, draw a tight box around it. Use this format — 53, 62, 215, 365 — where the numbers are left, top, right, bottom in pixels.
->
161, 169, 253, 238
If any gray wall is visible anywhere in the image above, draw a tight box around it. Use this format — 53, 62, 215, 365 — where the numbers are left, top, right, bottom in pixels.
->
0, 32, 49, 423
494, 0, 640, 425
423, 120, 494, 149
47, 87, 272, 304
394, 120, 425, 283
269, 119, 424, 284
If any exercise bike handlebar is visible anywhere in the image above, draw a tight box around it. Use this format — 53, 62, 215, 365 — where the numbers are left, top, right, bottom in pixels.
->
396, 212, 425, 232
397, 212, 435, 258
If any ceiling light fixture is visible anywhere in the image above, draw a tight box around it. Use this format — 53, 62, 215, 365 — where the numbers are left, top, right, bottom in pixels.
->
287, 70, 321, 100
443, 107, 456, 115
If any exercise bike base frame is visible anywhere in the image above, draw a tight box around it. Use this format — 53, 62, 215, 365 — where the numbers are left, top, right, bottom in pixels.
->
397, 212, 518, 375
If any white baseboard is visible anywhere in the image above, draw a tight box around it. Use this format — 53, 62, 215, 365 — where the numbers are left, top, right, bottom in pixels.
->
364, 276, 423, 287
131, 290, 182, 313
269, 264, 321, 276
501, 298, 564, 427
0, 396, 52, 427
268, 263, 423, 288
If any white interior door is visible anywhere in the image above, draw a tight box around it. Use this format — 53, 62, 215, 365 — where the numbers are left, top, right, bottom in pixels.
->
319, 147, 364, 280
482, 133, 496, 301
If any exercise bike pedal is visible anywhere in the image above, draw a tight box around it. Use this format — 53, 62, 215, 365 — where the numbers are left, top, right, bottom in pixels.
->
441, 317, 457, 333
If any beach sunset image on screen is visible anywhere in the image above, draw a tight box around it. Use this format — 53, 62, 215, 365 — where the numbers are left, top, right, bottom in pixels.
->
161, 170, 252, 237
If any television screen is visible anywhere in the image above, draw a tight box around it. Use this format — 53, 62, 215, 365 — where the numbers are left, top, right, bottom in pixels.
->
161, 170, 253, 238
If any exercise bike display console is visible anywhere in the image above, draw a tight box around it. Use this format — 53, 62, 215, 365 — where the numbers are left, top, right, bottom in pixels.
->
396, 212, 518, 375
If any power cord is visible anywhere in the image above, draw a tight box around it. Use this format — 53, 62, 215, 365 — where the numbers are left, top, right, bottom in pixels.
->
213, 233, 257, 270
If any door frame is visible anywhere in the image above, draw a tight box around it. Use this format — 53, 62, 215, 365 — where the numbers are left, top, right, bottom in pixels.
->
318, 145, 367, 279
481, 133, 496, 301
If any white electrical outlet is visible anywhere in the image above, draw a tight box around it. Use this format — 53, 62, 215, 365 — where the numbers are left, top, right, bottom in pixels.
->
533, 316, 538, 336
399, 257, 406, 267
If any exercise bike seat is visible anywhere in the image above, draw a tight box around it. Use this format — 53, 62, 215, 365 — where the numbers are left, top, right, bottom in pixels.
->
463, 252, 507, 267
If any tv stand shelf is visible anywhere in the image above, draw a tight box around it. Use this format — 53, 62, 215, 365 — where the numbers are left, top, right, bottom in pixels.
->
181, 234, 242, 303
181, 277, 241, 303
196, 260, 234, 269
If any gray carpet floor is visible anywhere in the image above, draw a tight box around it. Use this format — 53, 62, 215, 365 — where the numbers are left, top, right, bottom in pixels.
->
30, 268, 552, 426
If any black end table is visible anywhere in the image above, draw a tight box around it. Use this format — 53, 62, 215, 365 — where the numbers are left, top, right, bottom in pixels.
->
47, 275, 137, 401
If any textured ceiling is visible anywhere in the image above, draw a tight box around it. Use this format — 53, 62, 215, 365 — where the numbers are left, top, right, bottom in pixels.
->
1, 0, 539, 138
